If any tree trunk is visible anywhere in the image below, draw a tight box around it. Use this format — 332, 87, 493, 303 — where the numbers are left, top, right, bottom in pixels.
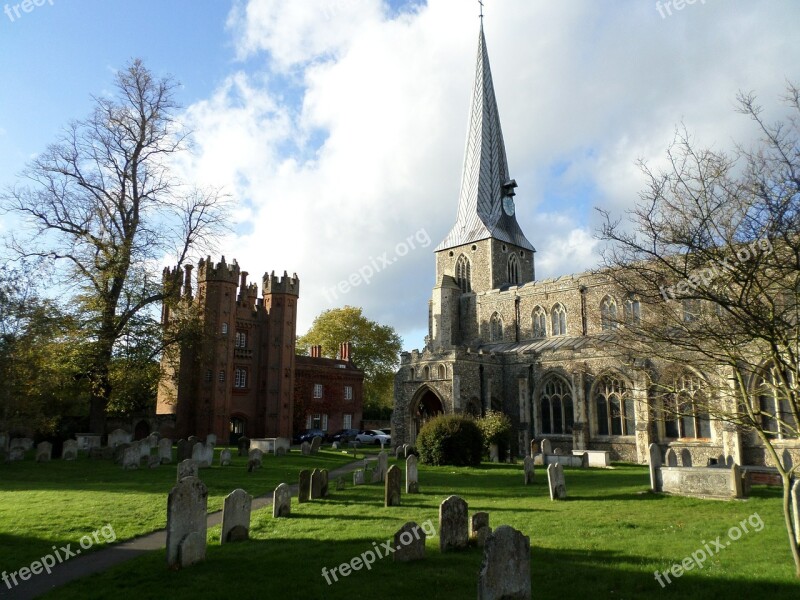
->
781, 474, 800, 578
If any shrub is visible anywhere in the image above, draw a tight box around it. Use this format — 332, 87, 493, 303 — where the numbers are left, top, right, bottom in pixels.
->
477, 410, 513, 460
416, 414, 483, 466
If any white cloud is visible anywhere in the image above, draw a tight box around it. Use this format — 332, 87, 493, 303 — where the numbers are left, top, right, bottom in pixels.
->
183, 0, 800, 351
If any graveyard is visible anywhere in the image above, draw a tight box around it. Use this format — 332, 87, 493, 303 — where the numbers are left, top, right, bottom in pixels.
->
0, 445, 797, 599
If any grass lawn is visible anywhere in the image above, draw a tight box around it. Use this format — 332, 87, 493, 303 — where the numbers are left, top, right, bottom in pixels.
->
1, 455, 792, 599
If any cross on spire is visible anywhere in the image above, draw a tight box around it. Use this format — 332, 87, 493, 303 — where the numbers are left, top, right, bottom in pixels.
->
479, 0, 484, 20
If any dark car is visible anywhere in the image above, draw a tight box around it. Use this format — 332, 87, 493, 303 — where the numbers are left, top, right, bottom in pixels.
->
331, 428, 360, 443
292, 428, 327, 445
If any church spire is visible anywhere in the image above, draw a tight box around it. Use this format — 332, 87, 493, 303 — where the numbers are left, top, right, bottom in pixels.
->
436, 21, 535, 253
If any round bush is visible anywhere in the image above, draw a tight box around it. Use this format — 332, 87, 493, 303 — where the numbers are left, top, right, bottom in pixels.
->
416, 414, 483, 466
477, 410, 513, 460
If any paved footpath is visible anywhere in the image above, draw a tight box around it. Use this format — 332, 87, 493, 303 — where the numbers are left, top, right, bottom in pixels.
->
6, 457, 370, 600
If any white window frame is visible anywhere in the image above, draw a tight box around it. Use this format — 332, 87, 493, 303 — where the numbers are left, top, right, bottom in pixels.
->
313, 383, 323, 399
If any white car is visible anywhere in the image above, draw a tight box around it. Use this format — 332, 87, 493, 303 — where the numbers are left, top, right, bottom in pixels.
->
355, 429, 391, 446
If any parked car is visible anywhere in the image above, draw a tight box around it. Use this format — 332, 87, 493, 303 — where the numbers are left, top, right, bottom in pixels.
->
379, 428, 391, 436
331, 428, 360, 443
292, 428, 327, 445
355, 429, 391, 446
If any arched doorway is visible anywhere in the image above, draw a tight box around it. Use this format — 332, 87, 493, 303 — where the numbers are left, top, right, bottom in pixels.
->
411, 387, 445, 443
230, 416, 247, 446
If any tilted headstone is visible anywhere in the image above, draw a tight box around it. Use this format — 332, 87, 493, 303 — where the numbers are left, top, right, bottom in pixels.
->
237, 436, 250, 457
477, 525, 531, 600
320, 469, 330, 497
301, 441, 311, 455
489, 443, 499, 463
122, 445, 139, 470
471, 512, 491, 547
406, 454, 419, 493
176, 439, 191, 462
393, 521, 426, 562
665, 448, 678, 467
166, 476, 208, 568
273, 483, 291, 517
36, 441, 52, 462
177, 459, 199, 482
648, 443, 662, 492
62, 440, 79, 461
159, 438, 173, 464
310, 436, 323, 454
219, 448, 232, 466
107, 429, 131, 448
540, 439, 552, 455
353, 469, 365, 485
439, 495, 469, 552
385, 465, 401, 507
547, 463, 566, 500
206, 434, 216, 447
310, 468, 323, 500
377, 450, 388, 482
298, 469, 311, 503
530, 439, 538, 458
221, 488, 252, 544
335, 476, 346, 490
523, 456, 535, 485
680, 449, 693, 467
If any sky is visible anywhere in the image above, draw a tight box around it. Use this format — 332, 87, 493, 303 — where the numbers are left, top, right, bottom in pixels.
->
1, 0, 799, 353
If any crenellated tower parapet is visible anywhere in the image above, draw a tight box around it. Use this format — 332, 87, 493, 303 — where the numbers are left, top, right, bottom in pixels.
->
262, 270, 300, 297
197, 255, 240, 285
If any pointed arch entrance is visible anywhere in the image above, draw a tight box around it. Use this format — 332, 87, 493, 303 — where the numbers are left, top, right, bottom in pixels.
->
410, 386, 445, 443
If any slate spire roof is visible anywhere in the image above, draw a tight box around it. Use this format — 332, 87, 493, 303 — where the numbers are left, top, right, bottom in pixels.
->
436, 23, 535, 252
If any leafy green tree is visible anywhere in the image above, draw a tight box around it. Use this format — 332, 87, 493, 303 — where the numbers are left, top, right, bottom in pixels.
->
297, 306, 402, 416
477, 409, 513, 460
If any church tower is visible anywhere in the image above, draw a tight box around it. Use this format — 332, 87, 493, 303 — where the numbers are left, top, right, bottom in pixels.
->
430, 22, 536, 350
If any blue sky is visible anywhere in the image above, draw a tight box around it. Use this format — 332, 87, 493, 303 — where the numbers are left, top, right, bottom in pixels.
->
1, 0, 799, 353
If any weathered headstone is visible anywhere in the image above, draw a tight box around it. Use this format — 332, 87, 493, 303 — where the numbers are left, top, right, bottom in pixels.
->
36, 441, 52, 462
191, 442, 205, 466
248, 448, 263, 470
113, 442, 130, 465
14, 437, 34, 451
148, 455, 161, 469
8, 446, 24, 461
320, 468, 330, 497
648, 443, 662, 492
221, 488, 251, 544
406, 454, 419, 493
237, 436, 250, 457
530, 439, 538, 458
335, 476, 346, 490
108, 429, 131, 448
471, 512, 491, 547
273, 483, 291, 517
553, 447, 562, 455
331, 441, 339, 450
219, 448, 232, 466
371, 467, 382, 483
176, 439, 191, 461
158, 438, 173, 464
385, 465, 401, 507
166, 476, 208, 568
206, 434, 217, 447
310, 468, 323, 500
681, 448, 693, 467
547, 463, 567, 500
489, 443, 499, 463
731, 464, 744, 498
540, 439, 552, 455
353, 469, 365, 485
310, 436, 323, 454
122, 444, 140, 469
298, 469, 311, 503
177, 459, 198, 482
665, 448, 678, 467
439, 495, 469, 552
405, 445, 416, 458
275, 446, 287, 456
393, 521, 426, 562
477, 525, 531, 600
301, 441, 311, 455
187, 435, 199, 445
202, 442, 214, 467
62, 440, 79, 461
377, 450, 388, 482
139, 437, 153, 459
89, 446, 113, 460
395, 445, 404, 459
523, 456, 535, 485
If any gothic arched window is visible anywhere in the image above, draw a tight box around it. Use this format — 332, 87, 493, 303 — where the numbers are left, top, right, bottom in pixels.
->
594, 374, 634, 436
507, 254, 519, 285
601, 295, 618, 331
540, 376, 574, 434
532, 306, 547, 338
490, 312, 503, 342
551, 303, 567, 336
758, 364, 798, 439
455, 254, 471, 293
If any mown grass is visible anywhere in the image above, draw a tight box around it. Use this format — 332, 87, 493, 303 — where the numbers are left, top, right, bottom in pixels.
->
5, 457, 794, 599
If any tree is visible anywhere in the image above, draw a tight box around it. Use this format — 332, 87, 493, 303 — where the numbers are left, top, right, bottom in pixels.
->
1, 59, 229, 433
297, 306, 402, 416
597, 83, 800, 576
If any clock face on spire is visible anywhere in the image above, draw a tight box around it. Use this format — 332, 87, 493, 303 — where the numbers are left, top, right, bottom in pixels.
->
503, 196, 515, 216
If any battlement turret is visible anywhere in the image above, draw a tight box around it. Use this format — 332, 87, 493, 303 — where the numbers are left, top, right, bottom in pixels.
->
162, 265, 182, 300
263, 270, 300, 297
197, 256, 240, 285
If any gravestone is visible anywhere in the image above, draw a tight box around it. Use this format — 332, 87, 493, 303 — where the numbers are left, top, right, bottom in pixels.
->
202, 442, 215, 467
301, 441, 311, 456
385, 465, 401, 507
36, 441, 52, 462
121, 444, 139, 469
477, 525, 531, 600
553, 447, 562, 455
681, 448, 693, 467
113, 442, 130, 465
191, 442, 205, 466
792, 479, 800, 545
8, 446, 24, 461
439, 495, 469, 552
648, 443, 662, 492
159, 438, 173, 464
177, 459, 199, 482
275, 446, 286, 456
310, 436, 322, 454
148, 455, 161, 469
248, 448, 263, 470
523, 456, 535, 485
166, 476, 208, 568
405, 445, 416, 458
108, 429, 131, 448
310, 468, 323, 500
273, 483, 291, 517
353, 469, 365, 485
406, 454, 419, 493
540, 439, 552, 455
221, 488, 252, 544
298, 469, 311, 503
320, 469, 330, 497
206, 434, 216, 447
219, 448, 232, 466
471, 512, 491, 547
547, 463, 566, 500
335, 476, 346, 490
393, 521, 426, 562
62, 440, 79, 461
489, 443, 499, 463
377, 450, 388, 482
188, 435, 199, 445
176, 439, 191, 462
530, 439, 538, 458
371, 467, 382, 483
139, 437, 153, 459
665, 448, 678, 467
14, 438, 34, 451
238, 436, 250, 457
331, 441, 339, 450
395, 446, 404, 460
89, 446, 113, 460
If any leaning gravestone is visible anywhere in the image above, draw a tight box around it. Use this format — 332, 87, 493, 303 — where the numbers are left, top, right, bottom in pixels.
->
310, 468, 323, 500
221, 488, 251, 544
406, 454, 419, 493
540, 439, 552, 455
237, 436, 250, 457
166, 476, 208, 568
273, 483, 291, 517
439, 495, 469, 552
177, 459, 199, 482
665, 448, 678, 467
523, 456, 535, 485
393, 521, 426, 562
301, 441, 311, 456
206, 434, 216, 447
477, 525, 531, 600
62, 440, 79, 461
648, 443, 662, 492
547, 463, 567, 500
385, 465, 401, 507
36, 441, 52, 462
377, 450, 388, 482
320, 469, 329, 497
310, 436, 322, 455
219, 449, 232, 466
471, 512, 491, 547
158, 438, 173, 464
353, 469, 365, 485
298, 470, 311, 504
122, 445, 139, 470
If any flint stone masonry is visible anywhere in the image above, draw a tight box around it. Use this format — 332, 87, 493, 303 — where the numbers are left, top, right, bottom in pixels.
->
353, 469, 365, 485
273, 483, 291, 517
219, 449, 232, 466
177, 459, 199, 482
681, 449, 693, 467
477, 525, 531, 600
159, 438, 173, 464
310, 436, 322, 454
385, 465, 401, 507
523, 457, 535, 485
36, 441, 52, 462
298, 470, 311, 503
393, 522, 426, 562
166, 476, 208, 568
547, 463, 567, 500
62, 440, 79, 461
406, 455, 419, 493
108, 429, 131, 448
439, 495, 469, 552
221, 488, 252, 544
